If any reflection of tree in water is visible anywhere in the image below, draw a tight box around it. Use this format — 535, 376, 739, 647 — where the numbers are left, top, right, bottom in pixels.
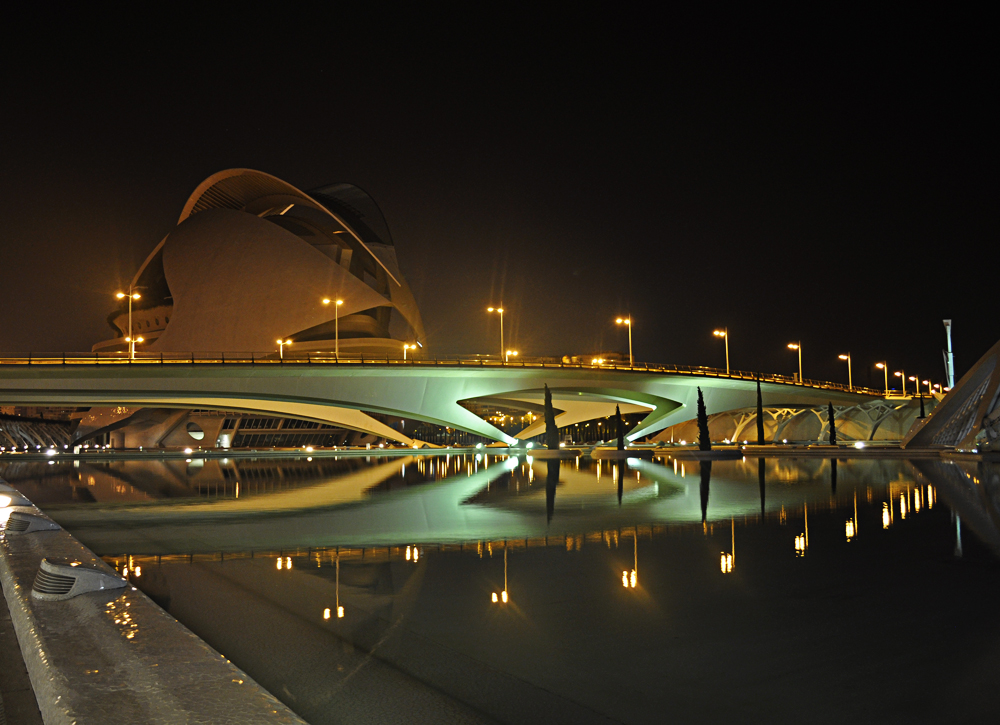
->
546, 460, 559, 523
700, 461, 712, 522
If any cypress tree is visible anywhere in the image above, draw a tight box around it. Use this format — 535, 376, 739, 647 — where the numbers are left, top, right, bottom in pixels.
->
615, 405, 625, 451
756, 376, 766, 445
697, 387, 711, 451
544, 384, 559, 450
828, 402, 837, 445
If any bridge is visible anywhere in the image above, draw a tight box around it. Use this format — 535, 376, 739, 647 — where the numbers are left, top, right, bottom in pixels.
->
0, 353, 881, 446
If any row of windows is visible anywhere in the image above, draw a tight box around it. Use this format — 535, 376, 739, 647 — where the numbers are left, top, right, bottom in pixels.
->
221, 417, 339, 431
130, 316, 169, 331
230, 433, 342, 448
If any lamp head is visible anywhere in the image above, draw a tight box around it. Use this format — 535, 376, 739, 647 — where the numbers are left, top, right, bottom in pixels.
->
839, 354, 849, 360
336, 300, 343, 306
116, 292, 126, 299
894, 371, 903, 377
787, 343, 799, 350
322, 298, 330, 305
713, 330, 726, 337
876, 363, 885, 369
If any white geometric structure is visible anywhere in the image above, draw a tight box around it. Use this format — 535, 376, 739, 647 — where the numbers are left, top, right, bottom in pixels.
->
93, 169, 425, 357
903, 338, 1000, 450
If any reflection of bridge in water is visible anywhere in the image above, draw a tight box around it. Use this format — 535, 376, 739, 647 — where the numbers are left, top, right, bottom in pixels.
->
0, 355, 879, 446
42, 454, 939, 556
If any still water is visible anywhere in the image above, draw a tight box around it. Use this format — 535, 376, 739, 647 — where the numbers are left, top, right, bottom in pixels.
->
5, 453, 1000, 724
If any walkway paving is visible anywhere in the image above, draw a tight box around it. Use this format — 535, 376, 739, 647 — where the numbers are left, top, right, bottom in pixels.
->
0, 587, 42, 725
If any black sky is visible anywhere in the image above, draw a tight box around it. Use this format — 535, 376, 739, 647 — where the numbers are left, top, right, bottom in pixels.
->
1, 10, 995, 389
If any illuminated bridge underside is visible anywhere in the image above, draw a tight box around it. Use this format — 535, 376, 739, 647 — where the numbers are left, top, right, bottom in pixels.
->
0, 365, 876, 445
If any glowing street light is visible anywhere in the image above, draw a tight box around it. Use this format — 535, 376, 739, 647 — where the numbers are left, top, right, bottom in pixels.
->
894, 370, 906, 397
277, 339, 292, 358
125, 336, 144, 358
838, 353, 852, 390
616, 317, 633, 367
875, 362, 889, 396
908, 376, 923, 397
403, 343, 416, 360
322, 298, 345, 359
787, 342, 802, 383
505, 349, 518, 362
487, 306, 505, 361
115, 288, 143, 359
713, 328, 729, 374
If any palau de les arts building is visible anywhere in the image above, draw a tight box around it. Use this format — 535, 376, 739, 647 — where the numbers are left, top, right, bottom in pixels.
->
94, 169, 425, 358
81, 169, 428, 449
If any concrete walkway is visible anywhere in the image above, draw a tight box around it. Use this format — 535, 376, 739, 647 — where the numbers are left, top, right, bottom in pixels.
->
0, 588, 42, 724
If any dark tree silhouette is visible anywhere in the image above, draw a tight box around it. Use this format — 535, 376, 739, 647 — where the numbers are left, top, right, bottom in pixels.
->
756, 377, 766, 445
544, 384, 559, 450
615, 405, 625, 451
828, 402, 837, 445
697, 387, 711, 451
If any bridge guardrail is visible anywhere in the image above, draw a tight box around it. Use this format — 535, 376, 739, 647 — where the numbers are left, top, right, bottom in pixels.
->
0, 352, 885, 396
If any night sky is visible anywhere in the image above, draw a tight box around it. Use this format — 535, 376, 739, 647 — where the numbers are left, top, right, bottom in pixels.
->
1, 12, 994, 390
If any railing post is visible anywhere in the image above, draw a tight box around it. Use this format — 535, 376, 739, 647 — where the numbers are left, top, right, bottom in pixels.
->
160, 353, 163, 364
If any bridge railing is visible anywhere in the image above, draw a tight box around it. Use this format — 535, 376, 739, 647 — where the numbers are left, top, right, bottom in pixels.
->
0, 352, 884, 396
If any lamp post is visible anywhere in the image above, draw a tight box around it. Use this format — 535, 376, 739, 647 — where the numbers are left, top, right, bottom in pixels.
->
487, 306, 505, 360
713, 328, 729, 374
125, 335, 144, 358
908, 376, 922, 397
403, 343, 416, 360
277, 339, 292, 359
787, 342, 802, 383
323, 298, 345, 359
616, 317, 633, 367
894, 371, 906, 397
115, 288, 142, 359
838, 353, 852, 390
876, 363, 889, 396
505, 350, 518, 363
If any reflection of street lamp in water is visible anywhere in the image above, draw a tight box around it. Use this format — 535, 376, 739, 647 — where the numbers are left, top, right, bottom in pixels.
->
794, 504, 809, 556
622, 528, 638, 588
720, 518, 735, 573
491, 546, 509, 604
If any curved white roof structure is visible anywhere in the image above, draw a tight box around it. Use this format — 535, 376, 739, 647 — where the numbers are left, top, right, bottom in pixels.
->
95, 169, 425, 356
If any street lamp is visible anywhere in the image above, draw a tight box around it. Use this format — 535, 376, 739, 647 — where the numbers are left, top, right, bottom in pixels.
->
908, 376, 922, 397
713, 328, 729, 374
838, 353, 852, 390
616, 317, 633, 367
323, 298, 345, 359
894, 370, 906, 396
124, 335, 144, 358
787, 342, 802, 383
505, 350, 518, 362
487, 306, 505, 360
115, 288, 142, 359
277, 339, 292, 359
876, 363, 889, 396
403, 343, 416, 360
